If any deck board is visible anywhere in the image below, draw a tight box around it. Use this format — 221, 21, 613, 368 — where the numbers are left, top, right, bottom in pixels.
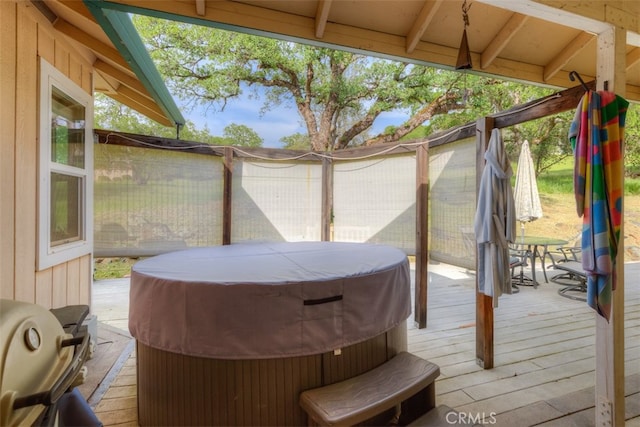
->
87, 262, 640, 426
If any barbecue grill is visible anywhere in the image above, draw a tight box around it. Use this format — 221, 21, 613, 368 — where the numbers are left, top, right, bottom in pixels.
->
0, 299, 94, 426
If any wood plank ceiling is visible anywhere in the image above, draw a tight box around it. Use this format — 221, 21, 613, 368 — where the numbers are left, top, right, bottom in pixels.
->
44, 0, 640, 127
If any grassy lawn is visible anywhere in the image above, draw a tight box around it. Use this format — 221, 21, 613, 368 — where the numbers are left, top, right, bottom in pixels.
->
536, 159, 640, 196
94, 257, 139, 280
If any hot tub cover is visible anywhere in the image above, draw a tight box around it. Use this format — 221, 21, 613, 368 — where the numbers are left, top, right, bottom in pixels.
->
129, 242, 411, 359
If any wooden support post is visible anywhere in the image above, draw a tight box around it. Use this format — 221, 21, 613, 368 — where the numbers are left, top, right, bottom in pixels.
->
595, 24, 626, 427
321, 157, 333, 242
222, 146, 233, 245
475, 117, 494, 369
415, 144, 429, 329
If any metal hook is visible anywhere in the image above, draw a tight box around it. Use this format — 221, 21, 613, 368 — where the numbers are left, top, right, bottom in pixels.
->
569, 71, 589, 92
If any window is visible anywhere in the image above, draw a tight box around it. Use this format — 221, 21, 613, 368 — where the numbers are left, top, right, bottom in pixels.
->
38, 59, 93, 270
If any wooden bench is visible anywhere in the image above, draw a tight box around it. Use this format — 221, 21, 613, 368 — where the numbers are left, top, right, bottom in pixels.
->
299, 351, 440, 426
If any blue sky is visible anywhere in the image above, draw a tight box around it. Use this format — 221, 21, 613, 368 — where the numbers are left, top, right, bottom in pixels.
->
182, 90, 411, 149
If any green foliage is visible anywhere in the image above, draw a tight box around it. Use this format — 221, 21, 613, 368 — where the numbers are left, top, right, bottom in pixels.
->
280, 133, 311, 150
94, 94, 216, 142
400, 126, 430, 140
94, 94, 262, 147
132, 16, 499, 151
222, 124, 263, 147
623, 103, 640, 176
502, 111, 575, 177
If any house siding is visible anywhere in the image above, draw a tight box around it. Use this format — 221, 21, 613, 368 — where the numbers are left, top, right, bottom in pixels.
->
1, 1, 93, 308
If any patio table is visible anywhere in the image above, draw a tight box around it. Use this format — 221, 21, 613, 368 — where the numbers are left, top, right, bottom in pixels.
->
511, 236, 568, 287
129, 241, 411, 426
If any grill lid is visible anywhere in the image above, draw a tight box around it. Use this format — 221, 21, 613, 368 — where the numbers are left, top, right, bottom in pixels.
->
0, 299, 75, 426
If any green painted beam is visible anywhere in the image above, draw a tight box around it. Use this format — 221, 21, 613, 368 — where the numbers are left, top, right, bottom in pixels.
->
84, 0, 185, 129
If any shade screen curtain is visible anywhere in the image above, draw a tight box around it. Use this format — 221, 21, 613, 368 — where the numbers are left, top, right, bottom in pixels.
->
95, 140, 479, 266
333, 154, 416, 254
94, 143, 223, 257
231, 160, 322, 243
429, 137, 476, 269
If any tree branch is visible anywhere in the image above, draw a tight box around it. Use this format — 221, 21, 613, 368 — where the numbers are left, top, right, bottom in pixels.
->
364, 91, 462, 146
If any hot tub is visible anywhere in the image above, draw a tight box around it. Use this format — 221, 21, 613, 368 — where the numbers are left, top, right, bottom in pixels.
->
129, 241, 411, 426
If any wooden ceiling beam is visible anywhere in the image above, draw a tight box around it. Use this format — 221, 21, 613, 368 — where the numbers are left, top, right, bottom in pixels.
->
315, 0, 332, 39
195, 0, 206, 17
106, 92, 173, 127
108, 89, 173, 127
480, 13, 528, 69
53, 18, 133, 73
94, 59, 154, 101
481, 0, 610, 34
543, 31, 594, 82
117, 85, 169, 118
405, 0, 443, 54
95, 72, 120, 94
57, 0, 97, 23
628, 47, 640, 70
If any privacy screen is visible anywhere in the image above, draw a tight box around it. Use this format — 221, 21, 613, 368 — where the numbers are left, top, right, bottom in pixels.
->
94, 143, 223, 257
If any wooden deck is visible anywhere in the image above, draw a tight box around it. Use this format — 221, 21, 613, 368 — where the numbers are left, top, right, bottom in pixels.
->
85, 262, 640, 426
407, 262, 639, 426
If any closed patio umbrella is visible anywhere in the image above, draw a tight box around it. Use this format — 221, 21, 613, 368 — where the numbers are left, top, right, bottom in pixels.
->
569, 90, 628, 321
513, 140, 543, 241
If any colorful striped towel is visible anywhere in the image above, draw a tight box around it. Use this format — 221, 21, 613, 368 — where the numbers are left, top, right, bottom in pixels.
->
568, 90, 628, 321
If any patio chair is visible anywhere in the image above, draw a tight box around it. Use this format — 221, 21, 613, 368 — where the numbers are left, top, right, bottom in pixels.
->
546, 242, 587, 301
510, 246, 533, 291
544, 240, 581, 265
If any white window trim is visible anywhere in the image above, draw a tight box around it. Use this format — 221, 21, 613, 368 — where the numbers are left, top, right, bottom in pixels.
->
38, 59, 93, 270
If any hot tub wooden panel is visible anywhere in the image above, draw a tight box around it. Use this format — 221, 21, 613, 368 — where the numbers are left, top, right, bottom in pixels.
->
136, 322, 406, 426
